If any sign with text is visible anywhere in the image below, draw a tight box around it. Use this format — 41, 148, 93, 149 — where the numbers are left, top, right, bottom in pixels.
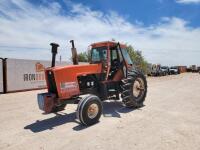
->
6, 59, 68, 92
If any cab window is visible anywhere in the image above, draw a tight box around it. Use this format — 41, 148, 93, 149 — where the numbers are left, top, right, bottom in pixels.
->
121, 48, 133, 65
111, 49, 118, 61
91, 47, 107, 62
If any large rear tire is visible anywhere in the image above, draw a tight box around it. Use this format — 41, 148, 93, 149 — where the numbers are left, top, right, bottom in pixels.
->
77, 94, 102, 126
121, 71, 147, 108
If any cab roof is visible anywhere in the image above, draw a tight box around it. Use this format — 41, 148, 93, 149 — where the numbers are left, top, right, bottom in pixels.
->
91, 41, 126, 48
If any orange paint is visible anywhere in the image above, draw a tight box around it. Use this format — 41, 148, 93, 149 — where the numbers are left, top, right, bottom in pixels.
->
45, 64, 102, 99
91, 41, 126, 48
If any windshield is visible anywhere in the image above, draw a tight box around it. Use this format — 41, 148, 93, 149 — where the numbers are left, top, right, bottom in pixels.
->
91, 46, 107, 62
121, 48, 133, 65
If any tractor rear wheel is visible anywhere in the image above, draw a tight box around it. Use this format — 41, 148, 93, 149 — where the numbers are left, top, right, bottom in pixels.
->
77, 94, 103, 126
121, 71, 147, 108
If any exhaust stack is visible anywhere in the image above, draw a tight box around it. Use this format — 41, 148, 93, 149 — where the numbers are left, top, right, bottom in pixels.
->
50, 43, 59, 67
70, 40, 78, 65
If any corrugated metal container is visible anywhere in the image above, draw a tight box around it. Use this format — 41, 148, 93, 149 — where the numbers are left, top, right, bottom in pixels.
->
6, 58, 69, 92
0, 59, 3, 93
177, 66, 187, 73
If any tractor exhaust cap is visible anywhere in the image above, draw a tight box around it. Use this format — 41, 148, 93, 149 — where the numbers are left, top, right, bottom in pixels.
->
50, 43, 59, 67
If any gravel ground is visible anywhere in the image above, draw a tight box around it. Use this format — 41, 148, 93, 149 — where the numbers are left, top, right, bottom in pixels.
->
0, 73, 200, 150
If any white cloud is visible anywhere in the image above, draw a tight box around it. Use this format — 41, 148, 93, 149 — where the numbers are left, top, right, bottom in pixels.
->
176, 0, 200, 4
0, 0, 200, 66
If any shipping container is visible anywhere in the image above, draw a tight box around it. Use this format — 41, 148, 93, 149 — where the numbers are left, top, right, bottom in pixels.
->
6, 58, 69, 93
0, 59, 3, 93
177, 66, 187, 73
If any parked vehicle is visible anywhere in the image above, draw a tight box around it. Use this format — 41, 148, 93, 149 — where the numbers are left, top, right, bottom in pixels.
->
191, 65, 198, 73
147, 63, 152, 76
151, 64, 162, 76
197, 66, 200, 73
169, 66, 179, 75
161, 66, 169, 76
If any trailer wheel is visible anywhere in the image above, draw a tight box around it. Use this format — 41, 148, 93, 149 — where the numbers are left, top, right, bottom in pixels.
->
121, 71, 147, 108
77, 94, 102, 126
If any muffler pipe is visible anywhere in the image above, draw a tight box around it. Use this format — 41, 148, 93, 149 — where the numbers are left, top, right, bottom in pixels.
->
70, 40, 78, 65
50, 43, 59, 67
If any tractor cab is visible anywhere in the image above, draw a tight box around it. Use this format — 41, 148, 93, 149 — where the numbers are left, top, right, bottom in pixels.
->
90, 41, 133, 81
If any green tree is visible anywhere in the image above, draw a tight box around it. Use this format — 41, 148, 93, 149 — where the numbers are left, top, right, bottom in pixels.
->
77, 51, 89, 62
126, 45, 148, 74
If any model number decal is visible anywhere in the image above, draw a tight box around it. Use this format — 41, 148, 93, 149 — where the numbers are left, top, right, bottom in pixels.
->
60, 82, 78, 90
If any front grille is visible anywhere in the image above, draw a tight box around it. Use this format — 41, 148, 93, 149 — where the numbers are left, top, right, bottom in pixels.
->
47, 71, 58, 96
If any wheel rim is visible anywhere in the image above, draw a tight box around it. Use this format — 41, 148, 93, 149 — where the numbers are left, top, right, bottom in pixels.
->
87, 103, 99, 119
133, 78, 145, 98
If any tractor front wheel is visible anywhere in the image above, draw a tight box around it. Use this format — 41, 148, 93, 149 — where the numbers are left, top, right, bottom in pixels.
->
77, 94, 103, 126
121, 71, 147, 108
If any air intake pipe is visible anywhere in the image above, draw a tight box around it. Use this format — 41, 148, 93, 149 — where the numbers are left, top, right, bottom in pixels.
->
70, 40, 78, 65
50, 43, 59, 67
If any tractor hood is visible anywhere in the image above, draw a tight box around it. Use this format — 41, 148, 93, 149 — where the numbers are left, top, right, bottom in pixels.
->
45, 64, 102, 99
51, 63, 102, 74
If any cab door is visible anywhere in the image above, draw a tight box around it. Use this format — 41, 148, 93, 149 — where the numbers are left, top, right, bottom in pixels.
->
108, 47, 124, 81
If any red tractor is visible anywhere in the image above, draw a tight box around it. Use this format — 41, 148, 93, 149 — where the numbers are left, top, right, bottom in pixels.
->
38, 40, 147, 125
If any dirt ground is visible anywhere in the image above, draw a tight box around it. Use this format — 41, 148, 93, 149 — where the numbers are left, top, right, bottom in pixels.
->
0, 73, 200, 150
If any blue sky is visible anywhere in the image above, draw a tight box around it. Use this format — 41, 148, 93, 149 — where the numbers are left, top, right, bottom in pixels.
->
66, 0, 200, 27
0, 0, 200, 65
29, 0, 200, 27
